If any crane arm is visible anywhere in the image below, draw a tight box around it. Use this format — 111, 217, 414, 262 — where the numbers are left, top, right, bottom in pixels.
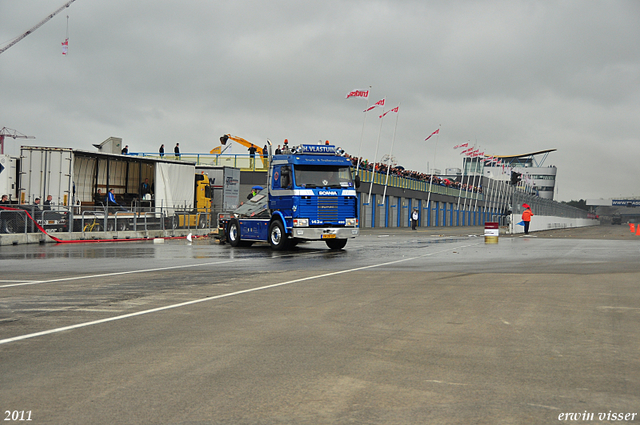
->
211, 134, 264, 156
0, 0, 77, 55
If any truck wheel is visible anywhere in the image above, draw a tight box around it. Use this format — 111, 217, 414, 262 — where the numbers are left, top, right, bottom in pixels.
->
227, 219, 242, 247
326, 239, 347, 250
268, 220, 289, 250
4, 218, 20, 234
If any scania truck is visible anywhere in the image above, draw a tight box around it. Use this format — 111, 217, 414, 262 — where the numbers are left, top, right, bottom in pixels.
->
219, 142, 359, 250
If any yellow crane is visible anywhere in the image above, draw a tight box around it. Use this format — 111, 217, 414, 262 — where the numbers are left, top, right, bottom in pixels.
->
211, 134, 267, 168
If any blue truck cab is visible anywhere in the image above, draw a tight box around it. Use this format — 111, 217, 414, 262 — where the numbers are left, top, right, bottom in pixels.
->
222, 143, 359, 250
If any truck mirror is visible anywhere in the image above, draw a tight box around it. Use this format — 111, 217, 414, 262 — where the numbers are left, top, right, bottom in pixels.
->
354, 174, 361, 189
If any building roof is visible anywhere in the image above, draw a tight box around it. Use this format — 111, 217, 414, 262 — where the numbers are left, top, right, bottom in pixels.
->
490, 149, 557, 160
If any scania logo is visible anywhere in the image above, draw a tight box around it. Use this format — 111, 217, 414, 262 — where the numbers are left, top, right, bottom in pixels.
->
318, 191, 338, 195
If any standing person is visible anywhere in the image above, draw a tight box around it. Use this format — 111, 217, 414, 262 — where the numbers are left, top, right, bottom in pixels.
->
411, 208, 419, 230
140, 178, 151, 199
0, 195, 8, 233
275, 145, 282, 155
159, 144, 165, 158
282, 139, 290, 154
522, 203, 533, 235
248, 145, 257, 169
174, 143, 181, 160
247, 187, 258, 200
121, 145, 129, 155
34, 198, 41, 209
43, 195, 53, 210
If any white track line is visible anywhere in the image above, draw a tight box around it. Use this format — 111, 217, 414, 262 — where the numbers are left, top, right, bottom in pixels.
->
0, 249, 325, 289
0, 242, 479, 345
0, 259, 241, 289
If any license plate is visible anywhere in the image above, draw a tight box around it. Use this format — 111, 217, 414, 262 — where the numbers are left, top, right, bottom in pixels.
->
321, 234, 336, 239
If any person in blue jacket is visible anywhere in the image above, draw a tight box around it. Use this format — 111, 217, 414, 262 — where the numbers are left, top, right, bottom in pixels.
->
107, 189, 128, 211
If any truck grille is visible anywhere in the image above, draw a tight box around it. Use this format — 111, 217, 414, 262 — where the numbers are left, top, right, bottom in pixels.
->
317, 196, 339, 220
298, 196, 356, 225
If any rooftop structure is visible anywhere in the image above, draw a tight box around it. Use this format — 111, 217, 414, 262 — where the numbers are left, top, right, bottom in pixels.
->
463, 149, 558, 200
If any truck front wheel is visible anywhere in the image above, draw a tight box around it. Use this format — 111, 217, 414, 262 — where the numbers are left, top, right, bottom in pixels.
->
268, 220, 289, 251
227, 219, 242, 247
326, 239, 347, 250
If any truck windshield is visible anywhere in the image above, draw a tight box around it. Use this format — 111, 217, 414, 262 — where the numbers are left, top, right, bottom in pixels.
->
294, 165, 353, 189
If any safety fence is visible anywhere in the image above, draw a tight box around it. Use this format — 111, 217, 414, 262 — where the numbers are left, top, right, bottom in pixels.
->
0, 204, 213, 238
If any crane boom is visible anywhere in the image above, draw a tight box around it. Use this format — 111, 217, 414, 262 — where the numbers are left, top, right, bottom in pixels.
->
0, 127, 35, 155
211, 134, 264, 156
0, 0, 77, 55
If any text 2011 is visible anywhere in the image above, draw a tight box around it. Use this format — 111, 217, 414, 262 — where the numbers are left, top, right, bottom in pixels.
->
4, 411, 32, 421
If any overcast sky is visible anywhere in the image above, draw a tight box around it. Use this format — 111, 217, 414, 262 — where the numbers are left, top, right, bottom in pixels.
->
2, 0, 639, 202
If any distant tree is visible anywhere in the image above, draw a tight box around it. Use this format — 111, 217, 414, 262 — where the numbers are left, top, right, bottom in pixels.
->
562, 199, 590, 211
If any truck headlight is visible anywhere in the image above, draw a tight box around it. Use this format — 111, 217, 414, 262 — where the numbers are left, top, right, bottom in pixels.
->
346, 218, 358, 227
293, 218, 309, 227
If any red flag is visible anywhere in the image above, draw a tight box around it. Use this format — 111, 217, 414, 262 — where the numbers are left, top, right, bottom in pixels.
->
346, 89, 369, 99
424, 128, 440, 141
453, 142, 468, 149
379, 106, 399, 118
61, 38, 68, 55
364, 98, 385, 112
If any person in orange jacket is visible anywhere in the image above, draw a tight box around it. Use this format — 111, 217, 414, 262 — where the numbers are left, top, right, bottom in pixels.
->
522, 203, 534, 235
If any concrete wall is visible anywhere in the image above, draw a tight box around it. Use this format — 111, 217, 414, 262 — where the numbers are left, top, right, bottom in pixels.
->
508, 214, 600, 234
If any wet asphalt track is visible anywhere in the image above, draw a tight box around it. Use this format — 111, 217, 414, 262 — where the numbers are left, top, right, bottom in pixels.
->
1, 225, 639, 424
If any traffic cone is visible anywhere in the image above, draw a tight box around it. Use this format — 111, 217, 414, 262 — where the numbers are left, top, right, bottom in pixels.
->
636, 225, 640, 236
631, 223, 636, 233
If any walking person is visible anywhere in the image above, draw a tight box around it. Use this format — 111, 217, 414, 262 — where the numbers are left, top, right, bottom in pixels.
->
159, 144, 164, 158
411, 208, 419, 230
174, 143, 181, 160
522, 203, 533, 235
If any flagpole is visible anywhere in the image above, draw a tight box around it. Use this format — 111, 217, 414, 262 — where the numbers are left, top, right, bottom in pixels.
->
483, 156, 495, 222
455, 145, 468, 221
425, 125, 441, 224
486, 169, 496, 221
472, 149, 483, 222
382, 104, 400, 201
367, 110, 385, 204
498, 179, 507, 225
355, 85, 372, 174
462, 145, 475, 224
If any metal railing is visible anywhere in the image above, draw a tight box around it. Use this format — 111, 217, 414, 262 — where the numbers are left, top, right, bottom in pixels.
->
1, 202, 214, 236
130, 152, 269, 171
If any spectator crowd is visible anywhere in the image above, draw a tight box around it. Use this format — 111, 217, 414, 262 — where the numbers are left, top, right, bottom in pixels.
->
349, 156, 482, 194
